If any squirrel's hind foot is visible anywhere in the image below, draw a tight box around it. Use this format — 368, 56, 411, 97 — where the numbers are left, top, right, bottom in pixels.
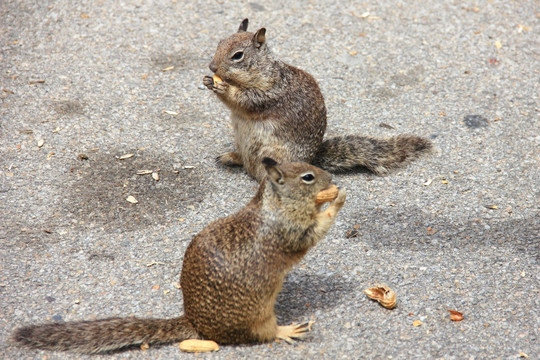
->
217, 152, 244, 167
275, 321, 314, 344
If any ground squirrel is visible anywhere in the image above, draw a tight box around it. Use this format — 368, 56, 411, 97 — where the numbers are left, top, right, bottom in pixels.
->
204, 18, 433, 181
12, 158, 346, 354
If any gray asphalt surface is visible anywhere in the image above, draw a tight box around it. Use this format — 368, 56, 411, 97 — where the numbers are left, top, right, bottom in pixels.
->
1, 1, 538, 359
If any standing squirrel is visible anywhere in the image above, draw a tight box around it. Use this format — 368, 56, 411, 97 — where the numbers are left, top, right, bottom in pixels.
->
12, 158, 346, 354
203, 19, 433, 182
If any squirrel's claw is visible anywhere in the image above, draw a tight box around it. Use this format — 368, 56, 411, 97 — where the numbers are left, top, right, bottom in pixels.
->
293, 321, 314, 334
212, 81, 228, 94
275, 321, 314, 344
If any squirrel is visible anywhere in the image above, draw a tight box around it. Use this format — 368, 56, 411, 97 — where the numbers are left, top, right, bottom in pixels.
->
11, 158, 346, 354
203, 18, 433, 182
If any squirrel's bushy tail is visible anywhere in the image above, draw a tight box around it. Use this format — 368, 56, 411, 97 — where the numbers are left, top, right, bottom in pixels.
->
12, 315, 198, 354
313, 135, 432, 175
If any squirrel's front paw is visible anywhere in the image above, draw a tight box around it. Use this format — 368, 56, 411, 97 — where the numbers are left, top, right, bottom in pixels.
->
203, 75, 214, 90
317, 188, 346, 221
203, 75, 228, 94
212, 80, 228, 94
329, 189, 346, 213
333, 189, 346, 207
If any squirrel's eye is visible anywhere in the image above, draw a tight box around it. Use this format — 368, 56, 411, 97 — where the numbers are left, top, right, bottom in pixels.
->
231, 51, 244, 61
301, 173, 315, 184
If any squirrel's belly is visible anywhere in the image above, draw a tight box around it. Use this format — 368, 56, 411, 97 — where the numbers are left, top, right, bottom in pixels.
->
232, 115, 281, 160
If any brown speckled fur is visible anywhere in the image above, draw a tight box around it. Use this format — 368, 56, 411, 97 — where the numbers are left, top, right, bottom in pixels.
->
12, 159, 346, 354
204, 19, 432, 182
12, 317, 198, 354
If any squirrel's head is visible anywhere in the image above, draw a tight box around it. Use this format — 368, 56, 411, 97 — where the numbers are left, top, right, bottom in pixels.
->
209, 19, 274, 90
261, 158, 334, 213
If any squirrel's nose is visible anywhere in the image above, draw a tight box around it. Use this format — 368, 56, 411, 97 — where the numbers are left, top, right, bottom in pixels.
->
209, 61, 218, 73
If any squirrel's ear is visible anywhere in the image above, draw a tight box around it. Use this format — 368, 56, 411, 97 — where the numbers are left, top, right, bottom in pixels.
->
252, 28, 266, 49
238, 18, 249, 32
262, 157, 277, 167
262, 157, 284, 184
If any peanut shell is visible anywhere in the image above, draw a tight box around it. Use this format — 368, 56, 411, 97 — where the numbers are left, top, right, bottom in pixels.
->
364, 284, 397, 309
316, 184, 339, 204
179, 339, 219, 353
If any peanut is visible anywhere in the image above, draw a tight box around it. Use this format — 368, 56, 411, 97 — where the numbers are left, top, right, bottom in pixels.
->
179, 339, 219, 353
315, 184, 339, 204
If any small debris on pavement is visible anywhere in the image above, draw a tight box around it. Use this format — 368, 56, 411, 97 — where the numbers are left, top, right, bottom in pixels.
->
163, 110, 179, 115
118, 153, 134, 160
448, 310, 464, 321
379, 122, 395, 129
126, 195, 138, 204
137, 170, 153, 175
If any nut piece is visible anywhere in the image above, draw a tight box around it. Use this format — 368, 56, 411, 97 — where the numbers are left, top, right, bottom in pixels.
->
179, 339, 219, 353
364, 284, 397, 309
316, 184, 339, 204
448, 310, 464, 321
213, 74, 223, 83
